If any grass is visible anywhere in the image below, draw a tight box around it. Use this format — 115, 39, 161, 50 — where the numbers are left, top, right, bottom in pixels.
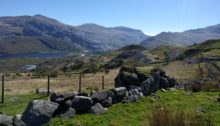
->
0, 93, 48, 116
46, 89, 220, 126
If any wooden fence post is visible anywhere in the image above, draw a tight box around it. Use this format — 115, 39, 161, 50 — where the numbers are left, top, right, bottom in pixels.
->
47, 75, 50, 96
102, 74, 105, 90
79, 73, 81, 93
2, 75, 4, 104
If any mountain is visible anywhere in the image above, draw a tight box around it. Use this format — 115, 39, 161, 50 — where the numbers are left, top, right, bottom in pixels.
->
141, 24, 220, 49
0, 14, 148, 54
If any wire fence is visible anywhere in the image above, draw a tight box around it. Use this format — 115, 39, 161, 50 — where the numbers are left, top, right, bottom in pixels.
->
0, 69, 118, 103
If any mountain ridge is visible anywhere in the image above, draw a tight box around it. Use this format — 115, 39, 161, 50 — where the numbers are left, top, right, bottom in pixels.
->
141, 23, 220, 48
0, 14, 148, 54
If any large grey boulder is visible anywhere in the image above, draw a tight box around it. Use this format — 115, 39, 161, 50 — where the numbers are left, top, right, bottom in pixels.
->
141, 73, 160, 96
90, 90, 107, 103
0, 114, 13, 126
50, 92, 77, 104
21, 100, 59, 126
90, 103, 105, 115
71, 96, 93, 111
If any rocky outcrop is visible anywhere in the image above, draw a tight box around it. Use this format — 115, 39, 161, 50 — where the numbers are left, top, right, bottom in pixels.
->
115, 66, 149, 89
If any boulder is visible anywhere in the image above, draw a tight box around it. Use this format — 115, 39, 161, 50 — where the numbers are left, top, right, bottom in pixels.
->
21, 100, 59, 126
13, 118, 27, 126
0, 114, 13, 126
50, 92, 77, 104
126, 86, 143, 102
90, 103, 105, 115
111, 87, 127, 103
90, 90, 107, 103
60, 108, 76, 119
115, 66, 146, 89
167, 78, 177, 87
101, 97, 112, 107
141, 77, 158, 96
72, 96, 93, 111
159, 77, 169, 89
53, 100, 72, 116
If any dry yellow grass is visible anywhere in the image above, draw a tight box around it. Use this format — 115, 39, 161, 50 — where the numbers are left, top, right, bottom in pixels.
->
2, 69, 119, 94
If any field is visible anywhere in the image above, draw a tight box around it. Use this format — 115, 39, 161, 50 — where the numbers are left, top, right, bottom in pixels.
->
1, 89, 220, 126
0, 58, 219, 126
1, 69, 119, 95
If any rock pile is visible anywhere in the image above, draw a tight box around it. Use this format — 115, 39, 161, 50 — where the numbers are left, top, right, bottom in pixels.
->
115, 66, 177, 96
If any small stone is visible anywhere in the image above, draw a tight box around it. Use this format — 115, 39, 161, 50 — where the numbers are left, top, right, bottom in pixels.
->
161, 88, 167, 92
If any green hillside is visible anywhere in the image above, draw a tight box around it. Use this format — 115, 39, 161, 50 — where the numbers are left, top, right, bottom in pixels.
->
183, 39, 220, 58
0, 36, 82, 54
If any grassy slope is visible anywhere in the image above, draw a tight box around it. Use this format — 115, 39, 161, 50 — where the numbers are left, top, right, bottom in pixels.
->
149, 45, 186, 61
0, 36, 82, 54
184, 39, 220, 58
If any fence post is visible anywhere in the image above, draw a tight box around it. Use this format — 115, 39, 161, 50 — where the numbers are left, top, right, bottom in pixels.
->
102, 74, 105, 90
2, 75, 4, 104
79, 73, 81, 93
47, 75, 50, 96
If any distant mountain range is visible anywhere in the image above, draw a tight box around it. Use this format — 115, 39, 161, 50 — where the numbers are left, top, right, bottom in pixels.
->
141, 24, 220, 48
0, 14, 148, 54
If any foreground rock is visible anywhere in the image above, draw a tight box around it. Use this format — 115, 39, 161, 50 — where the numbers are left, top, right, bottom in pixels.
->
90, 103, 105, 115
90, 90, 107, 103
13, 118, 27, 126
111, 87, 127, 103
126, 86, 143, 102
60, 108, 76, 119
21, 100, 59, 126
50, 92, 77, 104
72, 96, 93, 112
0, 114, 13, 126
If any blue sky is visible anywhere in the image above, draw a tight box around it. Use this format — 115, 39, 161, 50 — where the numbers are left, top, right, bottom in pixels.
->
0, 0, 220, 35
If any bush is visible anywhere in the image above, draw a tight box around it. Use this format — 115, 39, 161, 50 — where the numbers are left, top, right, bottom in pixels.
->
149, 107, 214, 126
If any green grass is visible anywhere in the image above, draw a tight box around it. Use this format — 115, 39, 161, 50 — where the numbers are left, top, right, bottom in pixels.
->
0, 89, 220, 126
0, 93, 48, 115
46, 89, 220, 126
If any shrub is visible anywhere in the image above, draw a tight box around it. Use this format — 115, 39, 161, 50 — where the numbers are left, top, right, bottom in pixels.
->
149, 107, 214, 126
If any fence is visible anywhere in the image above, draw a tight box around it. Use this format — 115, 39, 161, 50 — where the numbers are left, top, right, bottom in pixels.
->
0, 69, 118, 103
